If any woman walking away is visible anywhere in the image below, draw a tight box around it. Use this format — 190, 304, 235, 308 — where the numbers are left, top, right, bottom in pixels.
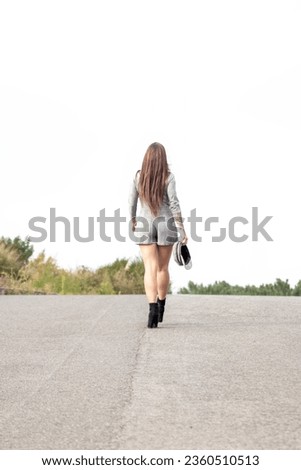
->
128, 142, 188, 328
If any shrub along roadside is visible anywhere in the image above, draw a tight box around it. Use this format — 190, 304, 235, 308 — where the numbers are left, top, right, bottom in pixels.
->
0, 251, 146, 295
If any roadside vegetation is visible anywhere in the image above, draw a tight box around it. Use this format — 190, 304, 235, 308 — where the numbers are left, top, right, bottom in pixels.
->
1, 236, 300, 295
0, 236, 145, 294
178, 279, 301, 296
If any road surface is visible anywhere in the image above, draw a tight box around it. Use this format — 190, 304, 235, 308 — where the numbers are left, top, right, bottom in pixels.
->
0, 295, 300, 449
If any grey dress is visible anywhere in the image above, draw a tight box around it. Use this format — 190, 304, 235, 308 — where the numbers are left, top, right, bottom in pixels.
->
128, 171, 183, 245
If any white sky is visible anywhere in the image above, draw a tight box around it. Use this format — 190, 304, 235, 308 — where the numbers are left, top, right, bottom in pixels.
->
1, 0, 300, 292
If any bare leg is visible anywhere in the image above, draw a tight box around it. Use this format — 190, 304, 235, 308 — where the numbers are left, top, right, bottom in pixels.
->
139, 244, 159, 303
157, 245, 173, 300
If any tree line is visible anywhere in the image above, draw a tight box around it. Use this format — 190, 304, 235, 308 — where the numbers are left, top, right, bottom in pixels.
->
1, 236, 300, 295
178, 279, 301, 296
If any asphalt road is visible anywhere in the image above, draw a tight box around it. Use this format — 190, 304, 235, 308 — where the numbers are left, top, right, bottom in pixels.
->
0, 295, 300, 450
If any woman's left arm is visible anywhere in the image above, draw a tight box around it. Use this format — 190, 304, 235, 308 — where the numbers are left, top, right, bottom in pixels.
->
128, 175, 139, 231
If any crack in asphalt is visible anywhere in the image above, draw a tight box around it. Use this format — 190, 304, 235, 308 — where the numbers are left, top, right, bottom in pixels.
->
110, 327, 147, 449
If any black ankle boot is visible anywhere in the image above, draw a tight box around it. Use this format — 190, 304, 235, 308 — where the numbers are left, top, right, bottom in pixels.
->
148, 302, 159, 328
157, 297, 166, 323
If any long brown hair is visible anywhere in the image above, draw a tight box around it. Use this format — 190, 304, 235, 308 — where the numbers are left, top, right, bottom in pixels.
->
138, 142, 169, 216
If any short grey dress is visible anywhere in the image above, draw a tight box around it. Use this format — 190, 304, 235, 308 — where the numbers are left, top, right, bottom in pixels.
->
128, 171, 183, 245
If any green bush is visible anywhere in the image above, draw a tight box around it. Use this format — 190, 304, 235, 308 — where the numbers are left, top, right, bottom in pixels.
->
0, 242, 22, 276
10, 253, 146, 295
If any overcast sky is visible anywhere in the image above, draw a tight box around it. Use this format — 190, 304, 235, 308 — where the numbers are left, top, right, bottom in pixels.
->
1, 1, 300, 292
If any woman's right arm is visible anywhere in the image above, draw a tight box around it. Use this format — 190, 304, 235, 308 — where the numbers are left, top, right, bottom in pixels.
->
167, 173, 188, 244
